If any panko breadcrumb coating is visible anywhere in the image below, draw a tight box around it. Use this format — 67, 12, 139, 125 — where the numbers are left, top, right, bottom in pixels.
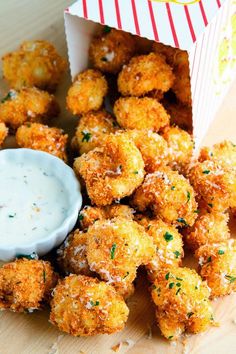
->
57, 229, 93, 277
0, 258, 58, 312
71, 110, 117, 155
188, 160, 236, 211
161, 126, 194, 174
86, 217, 155, 298
195, 240, 236, 298
151, 266, 214, 340
132, 166, 198, 227
137, 217, 183, 281
74, 133, 145, 206
199, 140, 236, 169
50, 274, 129, 336
114, 97, 169, 132
0, 87, 59, 130
16, 123, 68, 161
2, 40, 67, 91
66, 69, 108, 115
0, 122, 8, 146
184, 211, 230, 251
124, 129, 169, 173
79, 204, 135, 230
118, 53, 175, 97
89, 28, 135, 74
163, 99, 192, 132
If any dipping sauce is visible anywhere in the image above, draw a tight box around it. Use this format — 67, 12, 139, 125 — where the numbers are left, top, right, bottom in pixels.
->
0, 160, 69, 246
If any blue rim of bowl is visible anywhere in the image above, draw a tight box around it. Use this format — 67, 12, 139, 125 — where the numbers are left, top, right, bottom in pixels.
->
0, 148, 82, 254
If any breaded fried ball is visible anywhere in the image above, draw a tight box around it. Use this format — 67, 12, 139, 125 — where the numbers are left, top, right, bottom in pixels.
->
0, 258, 58, 312
196, 240, 236, 298
163, 99, 192, 132
0, 87, 59, 130
50, 274, 129, 336
114, 97, 169, 132
188, 160, 236, 211
66, 69, 108, 115
79, 204, 135, 230
161, 126, 194, 173
16, 123, 68, 161
57, 229, 93, 276
199, 140, 236, 169
124, 129, 169, 173
89, 28, 135, 74
86, 217, 155, 297
118, 53, 175, 97
151, 267, 214, 340
137, 217, 183, 281
71, 110, 117, 155
2, 40, 67, 91
74, 133, 145, 206
0, 122, 8, 146
132, 166, 198, 227
184, 211, 230, 251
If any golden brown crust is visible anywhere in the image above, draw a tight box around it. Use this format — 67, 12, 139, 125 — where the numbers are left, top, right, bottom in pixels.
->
0, 122, 8, 146
16, 122, 68, 161
50, 274, 129, 336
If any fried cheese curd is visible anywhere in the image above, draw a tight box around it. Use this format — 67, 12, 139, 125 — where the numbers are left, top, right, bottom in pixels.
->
124, 129, 169, 173
2, 40, 67, 91
50, 274, 129, 336
195, 240, 236, 298
151, 267, 214, 340
118, 53, 175, 97
132, 166, 198, 227
188, 160, 236, 211
199, 140, 236, 169
86, 217, 155, 298
66, 69, 108, 115
0, 122, 8, 146
0, 87, 59, 130
161, 125, 194, 174
16, 123, 68, 161
113, 97, 170, 132
74, 134, 145, 206
71, 110, 117, 155
0, 258, 58, 312
137, 216, 183, 281
57, 229, 93, 277
163, 99, 193, 132
184, 211, 230, 251
79, 204, 135, 230
89, 28, 135, 74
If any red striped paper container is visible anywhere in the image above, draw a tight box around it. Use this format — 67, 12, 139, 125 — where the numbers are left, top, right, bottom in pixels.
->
64, 0, 236, 148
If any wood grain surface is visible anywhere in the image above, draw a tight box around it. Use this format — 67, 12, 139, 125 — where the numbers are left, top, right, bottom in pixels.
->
0, 1, 236, 354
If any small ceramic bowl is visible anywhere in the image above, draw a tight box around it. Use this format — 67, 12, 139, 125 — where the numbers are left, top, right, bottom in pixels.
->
0, 148, 82, 262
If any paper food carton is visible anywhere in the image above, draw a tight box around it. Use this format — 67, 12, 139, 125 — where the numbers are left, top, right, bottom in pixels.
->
64, 0, 236, 148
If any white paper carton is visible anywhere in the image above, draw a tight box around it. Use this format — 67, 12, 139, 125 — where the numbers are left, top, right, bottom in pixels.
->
64, 0, 236, 148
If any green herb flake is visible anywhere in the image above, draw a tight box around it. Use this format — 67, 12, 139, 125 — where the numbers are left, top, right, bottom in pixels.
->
207, 256, 212, 263
168, 336, 173, 340
1, 91, 14, 103
176, 282, 181, 287
165, 272, 170, 280
110, 243, 117, 260
103, 25, 111, 33
225, 275, 236, 283
8, 213, 16, 218
133, 171, 139, 174
173, 251, 181, 259
171, 186, 175, 190
177, 218, 188, 226
164, 232, 174, 242
90, 300, 100, 306
176, 288, 181, 295
152, 284, 157, 290
203, 170, 210, 174
176, 277, 183, 281
16, 252, 38, 260
218, 250, 225, 255
194, 209, 200, 214
187, 191, 191, 203
169, 282, 175, 289
208, 203, 213, 208
43, 270, 46, 283
78, 213, 84, 221
81, 131, 92, 142
123, 271, 130, 279
210, 314, 214, 321
187, 312, 194, 318
195, 286, 198, 290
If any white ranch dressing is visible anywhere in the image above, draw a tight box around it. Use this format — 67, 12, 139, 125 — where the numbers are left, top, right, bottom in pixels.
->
0, 161, 69, 246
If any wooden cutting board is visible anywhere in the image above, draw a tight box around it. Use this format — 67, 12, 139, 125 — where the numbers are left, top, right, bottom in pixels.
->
0, 1, 235, 353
